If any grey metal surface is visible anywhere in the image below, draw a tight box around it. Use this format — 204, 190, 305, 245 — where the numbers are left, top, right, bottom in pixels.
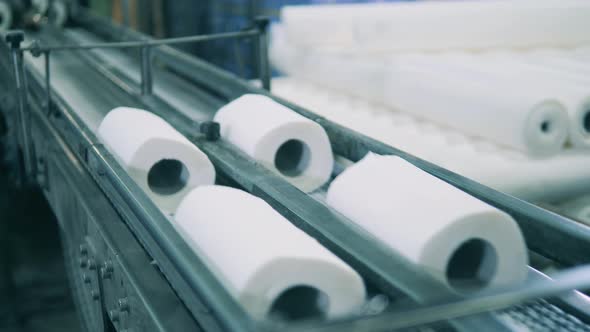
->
502, 300, 590, 332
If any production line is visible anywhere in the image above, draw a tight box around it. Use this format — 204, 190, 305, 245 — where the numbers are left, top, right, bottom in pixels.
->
1, 1, 590, 331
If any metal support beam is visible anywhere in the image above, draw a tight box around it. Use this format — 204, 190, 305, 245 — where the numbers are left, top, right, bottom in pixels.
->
254, 16, 271, 91
5, 30, 35, 180
140, 46, 153, 95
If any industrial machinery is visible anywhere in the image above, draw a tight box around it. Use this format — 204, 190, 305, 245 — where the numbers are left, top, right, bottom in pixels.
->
1, 4, 590, 331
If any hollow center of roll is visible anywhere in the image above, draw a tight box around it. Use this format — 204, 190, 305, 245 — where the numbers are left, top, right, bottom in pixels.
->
540, 120, 551, 134
269, 286, 329, 321
147, 159, 189, 195
445, 238, 498, 292
584, 111, 590, 134
274, 139, 311, 177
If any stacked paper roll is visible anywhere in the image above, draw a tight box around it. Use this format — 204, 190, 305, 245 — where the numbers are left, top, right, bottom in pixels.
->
389, 53, 590, 149
214, 94, 334, 192
271, 78, 590, 202
174, 185, 366, 320
282, 0, 590, 53
326, 154, 528, 293
271, 38, 569, 156
98, 107, 215, 213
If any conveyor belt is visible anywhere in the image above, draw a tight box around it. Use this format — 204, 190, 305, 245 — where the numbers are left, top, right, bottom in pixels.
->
1, 13, 589, 331
21, 26, 511, 332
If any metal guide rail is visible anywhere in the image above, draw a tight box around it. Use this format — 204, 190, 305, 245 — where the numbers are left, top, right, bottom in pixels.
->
0, 10, 589, 332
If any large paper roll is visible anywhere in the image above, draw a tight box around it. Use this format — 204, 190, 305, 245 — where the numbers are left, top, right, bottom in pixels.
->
174, 185, 366, 320
282, 0, 590, 53
391, 53, 590, 150
0, 1, 13, 32
98, 107, 215, 213
326, 154, 528, 293
272, 41, 569, 156
214, 94, 334, 192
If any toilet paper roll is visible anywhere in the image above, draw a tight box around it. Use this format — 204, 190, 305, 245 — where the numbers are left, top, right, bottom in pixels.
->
174, 185, 366, 320
98, 107, 215, 213
326, 154, 528, 293
0, 1, 14, 32
282, 0, 590, 53
214, 94, 334, 192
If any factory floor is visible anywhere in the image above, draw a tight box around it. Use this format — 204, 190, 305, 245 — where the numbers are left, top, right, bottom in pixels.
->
0, 170, 82, 332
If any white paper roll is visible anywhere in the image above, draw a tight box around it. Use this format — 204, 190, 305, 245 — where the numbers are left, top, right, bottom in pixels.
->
282, 0, 590, 53
326, 154, 528, 293
279, 49, 568, 155
98, 107, 215, 213
174, 185, 366, 320
384, 62, 571, 157
0, 1, 14, 32
409, 52, 590, 149
214, 94, 334, 192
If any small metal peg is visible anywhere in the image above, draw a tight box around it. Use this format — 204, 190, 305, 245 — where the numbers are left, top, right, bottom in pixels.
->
82, 273, 91, 284
79, 244, 88, 256
199, 121, 220, 141
101, 260, 113, 279
254, 16, 271, 31
90, 289, 100, 300
87, 258, 96, 270
109, 310, 119, 322
118, 298, 129, 312
29, 41, 42, 57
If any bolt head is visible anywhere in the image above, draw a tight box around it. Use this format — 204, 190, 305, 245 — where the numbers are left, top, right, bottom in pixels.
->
103, 260, 114, 272
87, 258, 96, 270
79, 244, 88, 255
79, 258, 87, 268
82, 273, 91, 284
109, 310, 119, 322
90, 290, 100, 300
100, 267, 111, 279
199, 121, 220, 141
118, 298, 129, 311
